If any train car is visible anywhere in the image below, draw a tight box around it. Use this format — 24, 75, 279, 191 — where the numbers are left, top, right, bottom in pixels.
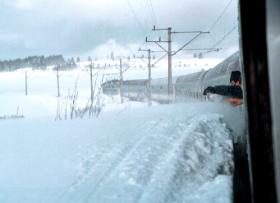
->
101, 79, 120, 95
174, 51, 241, 101
150, 78, 170, 103
174, 70, 205, 101
101, 51, 241, 103
101, 79, 149, 101
122, 79, 148, 101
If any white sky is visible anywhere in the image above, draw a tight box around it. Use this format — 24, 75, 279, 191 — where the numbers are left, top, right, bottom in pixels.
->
0, 0, 239, 59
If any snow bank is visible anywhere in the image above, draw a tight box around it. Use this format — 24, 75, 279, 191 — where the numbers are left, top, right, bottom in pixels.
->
72, 114, 233, 203
0, 103, 234, 203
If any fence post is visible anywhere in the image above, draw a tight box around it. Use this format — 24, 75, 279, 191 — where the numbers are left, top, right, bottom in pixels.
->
56, 64, 60, 97
25, 71, 28, 96
119, 58, 123, 103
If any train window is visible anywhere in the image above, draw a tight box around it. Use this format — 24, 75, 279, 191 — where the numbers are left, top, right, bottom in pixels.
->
0, 0, 247, 202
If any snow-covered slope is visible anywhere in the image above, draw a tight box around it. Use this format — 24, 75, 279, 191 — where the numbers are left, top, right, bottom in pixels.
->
0, 103, 234, 203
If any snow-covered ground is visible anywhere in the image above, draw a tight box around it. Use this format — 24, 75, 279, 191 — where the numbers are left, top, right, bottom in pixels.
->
0, 103, 235, 203
0, 58, 222, 119
0, 60, 242, 203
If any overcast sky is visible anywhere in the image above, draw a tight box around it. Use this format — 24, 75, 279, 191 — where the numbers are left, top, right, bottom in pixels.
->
0, 0, 239, 60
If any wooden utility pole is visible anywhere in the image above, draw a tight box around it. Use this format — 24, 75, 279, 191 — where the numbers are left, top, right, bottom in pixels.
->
56, 64, 60, 97
90, 61, 94, 104
25, 71, 28, 96
119, 58, 123, 103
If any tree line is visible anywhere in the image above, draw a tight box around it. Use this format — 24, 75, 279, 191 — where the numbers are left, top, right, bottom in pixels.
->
0, 55, 77, 72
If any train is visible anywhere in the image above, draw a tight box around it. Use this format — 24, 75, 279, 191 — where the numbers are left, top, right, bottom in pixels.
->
101, 51, 241, 103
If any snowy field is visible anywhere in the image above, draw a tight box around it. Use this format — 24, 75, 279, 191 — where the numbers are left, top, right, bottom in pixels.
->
0, 58, 222, 119
0, 60, 243, 203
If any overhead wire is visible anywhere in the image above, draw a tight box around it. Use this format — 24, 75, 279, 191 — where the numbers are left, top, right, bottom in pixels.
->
125, 0, 154, 58
143, 0, 155, 26
126, 0, 160, 54
146, 0, 158, 27
126, 0, 147, 36
211, 25, 237, 48
204, 0, 237, 54
208, 0, 234, 32
126, 0, 162, 63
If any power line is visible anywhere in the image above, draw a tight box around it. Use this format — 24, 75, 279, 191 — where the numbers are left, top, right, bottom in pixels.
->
205, 0, 237, 54
143, 0, 155, 26
211, 25, 237, 48
208, 0, 234, 31
126, 0, 147, 35
125, 0, 158, 54
208, 33, 217, 44
125, 0, 153, 56
147, 0, 158, 27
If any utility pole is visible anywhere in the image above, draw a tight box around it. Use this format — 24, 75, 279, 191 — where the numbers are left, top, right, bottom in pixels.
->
167, 27, 172, 95
56, 64, 60, 97
25, 71, 28, 96
90, 60, 94, 104
138, 48, 152, 105
146, 25, 210, 96
119, 58, 123, 103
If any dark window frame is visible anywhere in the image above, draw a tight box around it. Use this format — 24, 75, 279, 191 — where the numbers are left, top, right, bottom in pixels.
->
239, 0, 277, 202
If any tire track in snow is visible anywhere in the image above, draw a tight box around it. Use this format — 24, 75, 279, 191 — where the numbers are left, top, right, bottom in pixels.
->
83, 119, 164, 203
85, 119, 187, 203
56, 120, 147, 202
57, 119, 162, 203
